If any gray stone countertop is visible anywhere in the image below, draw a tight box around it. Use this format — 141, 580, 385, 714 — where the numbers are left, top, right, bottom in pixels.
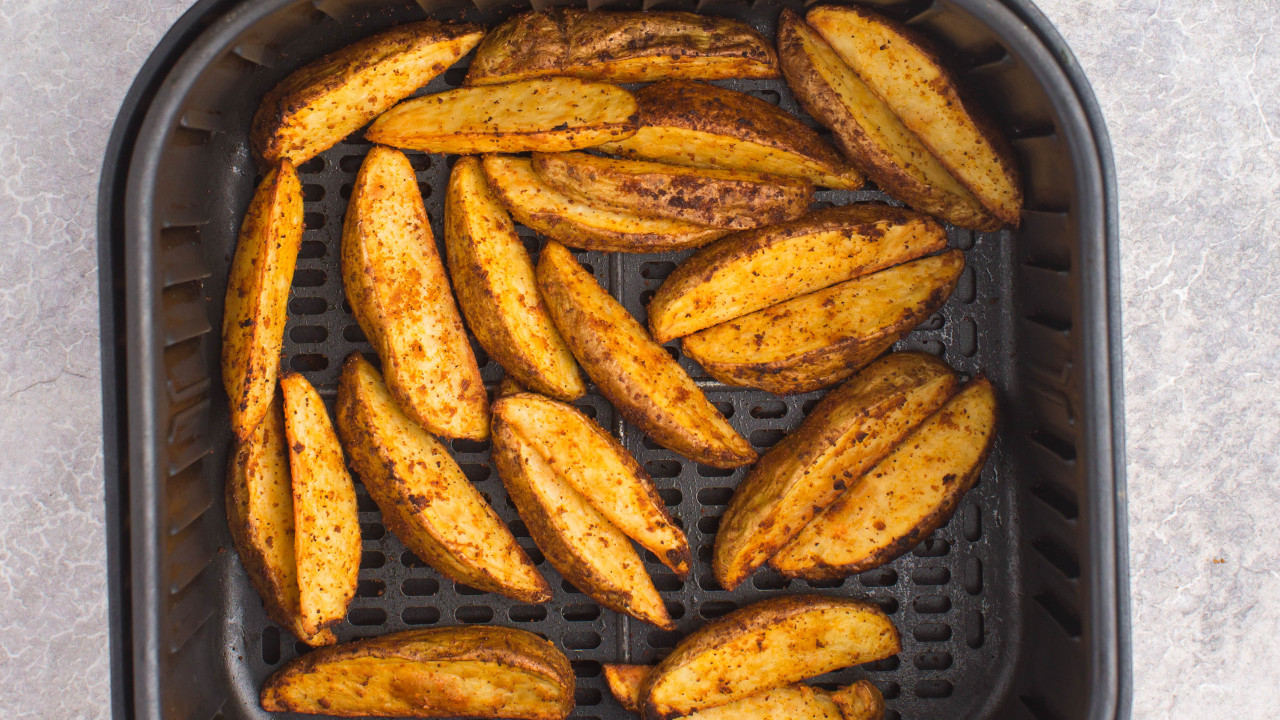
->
0, 1, 1275, 717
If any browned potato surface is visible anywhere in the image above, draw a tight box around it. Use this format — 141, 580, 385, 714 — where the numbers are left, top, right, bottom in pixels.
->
604, 664, 650, 713
605, 664, 869, 720
831, 681, 887, 720
465, 8, 777, 85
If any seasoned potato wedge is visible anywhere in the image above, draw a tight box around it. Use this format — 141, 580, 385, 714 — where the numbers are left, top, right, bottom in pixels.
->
495, 393, 690, 577
336, 354, 551, 603
777, 10, 1000, 231
597, 80, 862, 190
445, 157, 584, 400
366, 78, 638, 154
773, 377, 997, 579
639, 595, 900, 719
279, 373, 360, 637
250, 21, 484, 166
648, 205, 946, 342
493, 415, 673, 629
604, 664, 650, 713
533, 152, 810, 230
221, 162, 303, 441
483, 155, 727, 252
343, 146, 488, 440
260, 626, 575, 718
713, 353, 957, 589
682, 250, 965, 394
831, 681, 887, 720
225, 392, 335, 647
465, 8, 777, 86
536, 242, 755, 468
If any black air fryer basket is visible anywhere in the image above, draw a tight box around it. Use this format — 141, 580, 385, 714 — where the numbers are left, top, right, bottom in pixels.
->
98, 0, 1129, 718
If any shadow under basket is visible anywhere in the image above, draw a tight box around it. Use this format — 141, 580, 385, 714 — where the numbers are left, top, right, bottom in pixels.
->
97, 0, 1129, 718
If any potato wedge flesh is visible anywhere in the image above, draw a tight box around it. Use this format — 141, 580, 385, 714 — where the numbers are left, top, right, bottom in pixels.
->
604, 664, 650, 713
605, 665, 845, 720
773, 378, 997, 578
831, 681, 886, 720
366, 78, 638, 154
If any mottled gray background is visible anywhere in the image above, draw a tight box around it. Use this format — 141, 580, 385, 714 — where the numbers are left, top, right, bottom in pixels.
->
0, 0, 1275, 717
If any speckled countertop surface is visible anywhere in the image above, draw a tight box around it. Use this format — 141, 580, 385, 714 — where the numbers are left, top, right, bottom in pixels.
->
0, 1, 1276, 718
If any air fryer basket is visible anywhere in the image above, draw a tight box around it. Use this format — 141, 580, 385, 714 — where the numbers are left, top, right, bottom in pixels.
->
98, 0, 1127, 718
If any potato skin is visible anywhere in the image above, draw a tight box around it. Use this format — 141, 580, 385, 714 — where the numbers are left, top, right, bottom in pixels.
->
606, 665, 856, 720
830, 681, 886, 720
251, 21, 484, 165
465, 8, 778, 85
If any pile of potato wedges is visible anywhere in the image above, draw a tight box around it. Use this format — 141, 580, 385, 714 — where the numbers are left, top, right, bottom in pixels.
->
221, 5, 1013, 718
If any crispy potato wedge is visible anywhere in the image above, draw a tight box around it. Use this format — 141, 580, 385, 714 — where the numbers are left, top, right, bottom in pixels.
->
465, 8, 777, 86
683, 250, 965, 394
648, 205, 946, 342
483, 155, 727, 252
221, 162, 303, 440
445, 157, 584, 401
604, 664, 650, 713
225, 392, 335, 647
336, 355, 551, 603
597, 80, 862, 190
250, 21, 484, 166
713, 352, 957, 589
343, 146, 488, 440
831, 681, 887, 720
495, 393, 690, 577
533, 152, 811, 230
279, 373, 360, 637
366, 78, 638, 154
777, 10, 1000, 231
536, 242, 755, 469
260, 626, 574, 718
493, 415, 673, 629
639, 595, 900, 719
773, 377, 997, 579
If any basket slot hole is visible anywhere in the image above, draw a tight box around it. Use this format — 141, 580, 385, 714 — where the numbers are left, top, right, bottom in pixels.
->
297, 157, 325, 173
460, 463, 492, 482
697, 487, 732, 506
292, 268, 327, 287
801, 397, 822, 415
699, 600, 736, 619
859, 567, 898, 587
696, 464, 733, 478
914, 651, 953, 671
696, 516, 719, 534
806, 577, 844, 589
657, 488, 682, 506
356, 579, 384, 598
1032, 536, 1081, 579
914, 679, 953, 698
912, 622, 952, 642
289, 325, 328, 344
665, 601, 685, 620
698, 572, 724, 592
872, 596, 899, 614
647, 630, 683, 649
639, 261, 676, 280
400, 550, 431, 569
562, 604, 601, 622
523, 544, 546, 565
455, 605, 494, 623
962, 502, 982, 541
347, 607, 386, 626
509, 604, 547, 622
261, 625, 280, 665
561, 579, 585, 594
917, 312, 945, 331
402, 578, 439, 597
575, 688, 602, 706
455, 583, 487, 596
914, 595, 951, 614
301, 184, 325, 202
966, 610, 985, 648
652, 573, 684, 592
963, 556, 983, 595
356, 492, 379, 512
298, 240, 326, 258
751, 571, 790, 591
572, 402, 597, 419
303, 211, 326, 232
289, 354, 329, 372
339, 155, 365, 173
402, 606, 441, 625
359, 520, 385, 539
712, 401, 733, 419
642, 435, 664, 450
1030, 480, 1079, 520
645, 459, 681, 478
572, 660, 602, 678
862, 655, 900, 672
289, 296, 327, 315
749, 401, 787, 419
1034, 591, 1082, 638
749, 428, 785, 449
418, 182, 433, 199
343, 324, 368, 343
451, 438, 491, 453
914, 537, 950, 558
564, 631, 602, 650
360, 551, 385, 569
912, 566, 951, 585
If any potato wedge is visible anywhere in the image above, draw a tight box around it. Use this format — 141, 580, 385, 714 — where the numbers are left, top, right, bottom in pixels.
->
250, 21, 484, 165
465, 8, 777, 86
494, 393, 690, 577
343, 146, 489, 440
777, 10, 1000, 231
260, 626, 574, 718
225, 392, 335, 647
604, 664, 650, 713
536, 242, 755, 468
831, 681, 887, 720
597, 80, 863, 190
533, 152, 810, 230
445, 156, 584, 401
639, 595, 899, 719
482, 155, 728, 253
366, 78, 638, 154
648, 205, 946, 342
221, 162, 303, 440
713, 352, 957, 589
493, 415, 673, 629
336, 354, 551, 604
773, 377, 997, 579
279, 373, 360, 637
682, 250, 965, 394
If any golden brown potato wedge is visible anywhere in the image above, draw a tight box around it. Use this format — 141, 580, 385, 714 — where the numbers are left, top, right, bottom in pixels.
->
465, 8, 778, 86
831, 681, 887, 720
536, 242, 755, 469
532, 152, 811, 230
279, 373, 360, 637
250, 21, 484, 166
597, 80, 863, 190
772, 377, 997, 579
648, 205, 946, 342
221, 162, 303, 441
713, 352, 957, 590
366, 78, 638, 154
494, 392, 690, 577
225, 392, 335, 647
639, 595, 899, 720
343, 146, 489, 440
682, 250, 965, 394
260, 626, 575, 718
493, 414, 673, 629
777, 10, 1000, 231
604, 664, 650, 713
445, 156, 585, 400
482, 155, 728, 253
336, 354, 551, 604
